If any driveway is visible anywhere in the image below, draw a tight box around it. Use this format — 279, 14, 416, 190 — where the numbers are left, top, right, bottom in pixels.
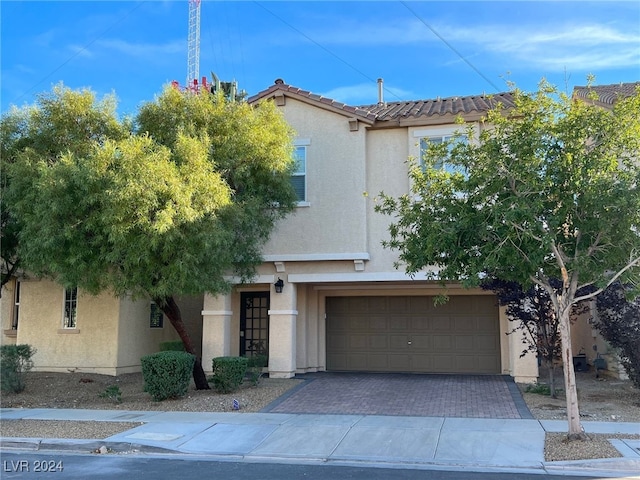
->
262, 373, 533, 419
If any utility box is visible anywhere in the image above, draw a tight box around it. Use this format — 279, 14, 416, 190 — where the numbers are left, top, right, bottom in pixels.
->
573, 355, 587, 372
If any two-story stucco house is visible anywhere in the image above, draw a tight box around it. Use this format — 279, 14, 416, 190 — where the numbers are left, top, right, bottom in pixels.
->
2, 79, 548, 382
200, 79, 538, 383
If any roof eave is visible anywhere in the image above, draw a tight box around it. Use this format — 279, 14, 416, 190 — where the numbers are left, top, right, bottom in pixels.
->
249, 87, 376, 125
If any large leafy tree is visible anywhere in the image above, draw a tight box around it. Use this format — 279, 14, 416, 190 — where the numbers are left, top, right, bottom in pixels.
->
1, 86, 127, 290
377, 81, 640, 439
4, 85, 297, 389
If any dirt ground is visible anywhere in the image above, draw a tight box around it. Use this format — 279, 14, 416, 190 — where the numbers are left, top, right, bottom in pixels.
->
0, 370, 300, 413
520, 369, 640, 423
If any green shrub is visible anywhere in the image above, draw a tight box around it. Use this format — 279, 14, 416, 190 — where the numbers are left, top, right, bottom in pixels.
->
1, 344, 36, 393
245, 354, 268, 386
211, 356, 248, 393
159, 340, 185, 352
141, 351, 195, 401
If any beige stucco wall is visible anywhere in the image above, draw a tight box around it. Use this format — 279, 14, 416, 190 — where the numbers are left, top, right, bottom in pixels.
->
15, 278, 120, 374
115, 296, 181, 375
262, 98, 368, 256
570, 301, 627, 378
365, 127, 411, 272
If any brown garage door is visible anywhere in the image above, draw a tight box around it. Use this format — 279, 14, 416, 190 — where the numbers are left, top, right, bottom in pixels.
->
326, 295, 500, 374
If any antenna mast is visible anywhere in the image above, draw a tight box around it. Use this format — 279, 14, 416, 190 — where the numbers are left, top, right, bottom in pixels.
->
187, 0, 201, 85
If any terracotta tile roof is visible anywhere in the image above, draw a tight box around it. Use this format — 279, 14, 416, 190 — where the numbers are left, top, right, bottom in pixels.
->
357, 93, 515, 121
573, 82, 639, 107
249, 79, 514, 125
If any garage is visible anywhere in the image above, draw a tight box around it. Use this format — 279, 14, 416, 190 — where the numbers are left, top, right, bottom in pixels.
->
326, 295, 500, 374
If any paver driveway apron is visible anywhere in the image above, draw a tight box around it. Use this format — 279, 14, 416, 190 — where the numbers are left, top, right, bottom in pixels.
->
262, 372, 533, 419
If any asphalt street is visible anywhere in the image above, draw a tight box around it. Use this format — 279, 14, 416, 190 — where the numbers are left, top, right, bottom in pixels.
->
0, 453, 611, 480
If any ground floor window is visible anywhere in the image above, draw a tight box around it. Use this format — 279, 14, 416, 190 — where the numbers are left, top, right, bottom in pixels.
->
150, 302, 164, 328
12, 279, 20, 330
63, 287, 78, 329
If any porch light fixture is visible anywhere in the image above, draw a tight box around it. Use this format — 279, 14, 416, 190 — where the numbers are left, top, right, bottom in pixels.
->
274, 278, 284, 293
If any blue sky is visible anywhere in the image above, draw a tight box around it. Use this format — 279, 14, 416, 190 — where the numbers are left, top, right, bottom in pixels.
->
2, 1, 639, 117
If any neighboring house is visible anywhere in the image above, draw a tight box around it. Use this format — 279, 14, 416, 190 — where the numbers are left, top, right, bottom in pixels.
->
569, 81, 640, 379
201, 79, 538, 383
573, 81, 639, 109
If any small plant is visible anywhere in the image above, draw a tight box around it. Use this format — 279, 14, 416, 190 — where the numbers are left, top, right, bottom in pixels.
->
141, 351, 195, 401
525, 383, 561, 396
99, 385, 122, 404
1, 344, 36, 393
211, 356, 248, 393
245, 354, 268, 386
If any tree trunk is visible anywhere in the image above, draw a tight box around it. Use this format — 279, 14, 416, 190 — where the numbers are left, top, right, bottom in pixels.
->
558, 307, 586, 439
155, 295, 210, 390
546, 361, 557, 399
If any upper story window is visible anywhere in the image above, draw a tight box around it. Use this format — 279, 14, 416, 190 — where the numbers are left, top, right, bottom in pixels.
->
63, 287, 78, 329
419, 135, 467, 176
292, 146, 306, 202
292, 139, 310, 205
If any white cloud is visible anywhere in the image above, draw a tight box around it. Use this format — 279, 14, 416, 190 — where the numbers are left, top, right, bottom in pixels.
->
419, 22, 639, 71
68, 44, 94, 59
320, 83, 415, 105
298, 17, 639, 71
96, 39, 184, 58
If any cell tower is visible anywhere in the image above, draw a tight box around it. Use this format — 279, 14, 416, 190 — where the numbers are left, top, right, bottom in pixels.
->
187, 0, 201, 86
172, 0, 246, 101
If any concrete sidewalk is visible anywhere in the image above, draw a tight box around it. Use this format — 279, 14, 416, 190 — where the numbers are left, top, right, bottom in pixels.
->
1, 408, 639, 477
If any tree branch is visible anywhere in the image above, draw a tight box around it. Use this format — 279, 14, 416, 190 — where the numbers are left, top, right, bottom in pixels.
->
573, 255, 640, 304
530, 273, 559, 311
551, 242, 570, 287
508, 221, 544, 243
585, 231, 603, 258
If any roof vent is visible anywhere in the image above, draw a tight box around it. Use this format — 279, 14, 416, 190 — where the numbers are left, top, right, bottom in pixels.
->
377, 78, 385, 106
275, 78, 285, 85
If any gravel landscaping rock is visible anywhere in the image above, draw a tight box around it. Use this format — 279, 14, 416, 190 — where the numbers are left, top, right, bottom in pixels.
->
0, 420, 142, 440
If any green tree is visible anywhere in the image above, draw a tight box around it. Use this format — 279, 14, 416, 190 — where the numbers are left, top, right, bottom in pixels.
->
4, 85, 297, 389
1, 86, 127, 290
376, 81, 640, 439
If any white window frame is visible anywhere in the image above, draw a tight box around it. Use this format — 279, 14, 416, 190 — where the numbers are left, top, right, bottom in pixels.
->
63, 287, 78, 329
11, 279, 20, 330
292, 138, 310, 206
413, 126, 474, 177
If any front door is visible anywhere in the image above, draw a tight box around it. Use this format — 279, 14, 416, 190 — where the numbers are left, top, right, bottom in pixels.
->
240, 292, 270, 358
